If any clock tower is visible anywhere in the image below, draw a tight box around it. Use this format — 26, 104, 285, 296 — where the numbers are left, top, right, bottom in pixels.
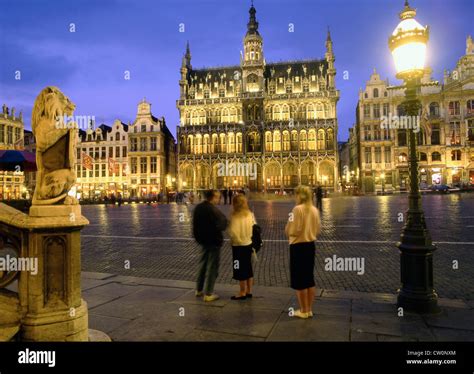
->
241, 3, 265, 94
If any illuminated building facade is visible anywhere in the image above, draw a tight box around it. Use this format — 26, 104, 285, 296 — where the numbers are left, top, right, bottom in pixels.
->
75, 100, 176, 199
0, 105, 26, 199
354, 36, 474, 192
177, 4, 339, 192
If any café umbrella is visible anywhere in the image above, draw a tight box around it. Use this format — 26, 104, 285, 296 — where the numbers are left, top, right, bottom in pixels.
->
0, 150, 37, 172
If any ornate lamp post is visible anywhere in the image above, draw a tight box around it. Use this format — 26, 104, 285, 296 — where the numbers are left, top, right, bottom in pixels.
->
389, 0, 438, 313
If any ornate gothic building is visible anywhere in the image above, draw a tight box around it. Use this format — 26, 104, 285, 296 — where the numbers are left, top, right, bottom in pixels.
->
177, 4, 339, 192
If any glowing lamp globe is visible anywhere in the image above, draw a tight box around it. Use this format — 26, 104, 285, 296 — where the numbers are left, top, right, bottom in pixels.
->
388, 1, 429, 81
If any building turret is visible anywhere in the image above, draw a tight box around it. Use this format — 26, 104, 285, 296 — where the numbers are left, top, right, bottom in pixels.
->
242, 2, 265, 93
325, 27, 336, 89
179, 42, 192, 99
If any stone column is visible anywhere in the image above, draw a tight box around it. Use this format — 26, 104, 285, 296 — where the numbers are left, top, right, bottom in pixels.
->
23, 205, 89, 341
0, 203, 89, 341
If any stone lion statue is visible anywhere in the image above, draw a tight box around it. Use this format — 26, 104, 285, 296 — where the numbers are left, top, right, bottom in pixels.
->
32, 87, 78, 205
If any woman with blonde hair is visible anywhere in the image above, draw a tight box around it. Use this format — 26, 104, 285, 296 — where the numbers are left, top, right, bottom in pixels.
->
285, 185, 321, 318
228, 194, 256, 300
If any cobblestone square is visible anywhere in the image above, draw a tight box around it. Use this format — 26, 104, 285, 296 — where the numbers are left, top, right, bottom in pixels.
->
81, 194, 474, 300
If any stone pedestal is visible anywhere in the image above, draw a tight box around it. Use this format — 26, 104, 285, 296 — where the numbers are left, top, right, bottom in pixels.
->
0, 203, 89, 341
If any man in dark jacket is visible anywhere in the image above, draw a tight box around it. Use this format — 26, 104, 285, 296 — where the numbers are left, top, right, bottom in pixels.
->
193, 189, 228, 302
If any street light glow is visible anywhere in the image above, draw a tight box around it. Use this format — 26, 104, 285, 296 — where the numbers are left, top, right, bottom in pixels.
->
391, 42, 426, 74
388, 0, 429, 80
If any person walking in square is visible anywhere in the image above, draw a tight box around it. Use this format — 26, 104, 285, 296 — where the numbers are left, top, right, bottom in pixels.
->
228, 187, 233, 205
193, 190, 228, 302
228, 194, 256, 300
316, 185, 323, 211
222, 188, 228, 205
285, 185, 321, 319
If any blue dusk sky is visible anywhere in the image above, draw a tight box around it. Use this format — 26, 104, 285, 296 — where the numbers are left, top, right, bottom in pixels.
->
0, 0, 472, 141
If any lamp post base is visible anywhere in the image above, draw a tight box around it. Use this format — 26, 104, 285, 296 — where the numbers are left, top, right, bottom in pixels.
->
398, 289, 440, 314
397, 239, 440, 314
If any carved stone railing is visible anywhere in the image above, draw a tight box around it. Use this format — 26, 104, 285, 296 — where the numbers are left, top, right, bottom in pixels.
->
0, 231, 22, 288
0, 203, 89, 341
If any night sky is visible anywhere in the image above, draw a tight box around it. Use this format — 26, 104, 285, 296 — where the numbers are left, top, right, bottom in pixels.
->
0, 0, 472, 141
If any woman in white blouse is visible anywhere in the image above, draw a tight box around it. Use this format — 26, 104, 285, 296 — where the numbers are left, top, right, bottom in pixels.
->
285, 185, 321, 318
228, 194, 256, 300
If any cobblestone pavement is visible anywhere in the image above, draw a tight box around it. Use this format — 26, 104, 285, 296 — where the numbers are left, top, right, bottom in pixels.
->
81, 194, 474, 300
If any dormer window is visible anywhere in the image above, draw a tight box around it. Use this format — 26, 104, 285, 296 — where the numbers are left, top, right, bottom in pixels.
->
364, 93, 368, 99
141, 124, 146, 132
373, 88, 379, 98
204, 90, 210, 99
219, 89, 225, 98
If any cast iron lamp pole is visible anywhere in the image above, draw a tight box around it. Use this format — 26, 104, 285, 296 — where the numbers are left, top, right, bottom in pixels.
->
389, 0, 439, 314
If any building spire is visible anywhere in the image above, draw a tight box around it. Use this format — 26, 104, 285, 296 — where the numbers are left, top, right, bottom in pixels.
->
326, 26, 333, 54
185, 40, 191, 59
326, 26, 332, 42
246, 1, 259, 36
182, 41, 191, 69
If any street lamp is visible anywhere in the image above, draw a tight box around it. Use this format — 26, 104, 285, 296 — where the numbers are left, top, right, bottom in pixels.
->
389, 0, 438, 313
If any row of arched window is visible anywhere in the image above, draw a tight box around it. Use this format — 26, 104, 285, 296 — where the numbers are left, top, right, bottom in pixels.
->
179, 129, 335, 154
397, 151, 461, 163
266, 103, 332, 121
362, 100, 474, 119
181, 102, 335, 125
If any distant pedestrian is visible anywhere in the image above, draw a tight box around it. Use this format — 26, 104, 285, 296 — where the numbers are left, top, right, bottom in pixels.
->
316, 185, 323, 211
222, 188, 228, 205
285, 185, 321, 319
228, 187, 233, 204
193, 190, 228, 302
228, 194, 256, 300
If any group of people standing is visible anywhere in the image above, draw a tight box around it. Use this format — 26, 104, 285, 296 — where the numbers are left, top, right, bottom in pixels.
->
220, 186, 250, 205
192, 185, 321, 319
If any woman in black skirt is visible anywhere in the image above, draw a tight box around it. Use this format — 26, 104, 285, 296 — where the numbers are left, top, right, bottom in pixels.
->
285, 185, 321, 318
228, 194, 256, 300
